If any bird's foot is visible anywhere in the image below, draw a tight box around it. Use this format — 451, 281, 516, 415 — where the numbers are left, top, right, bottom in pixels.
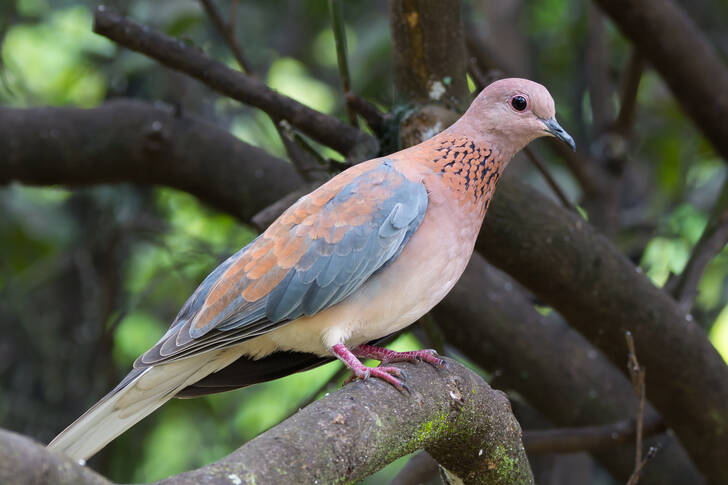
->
352, 344, 446, 368
332, 343, 409, 391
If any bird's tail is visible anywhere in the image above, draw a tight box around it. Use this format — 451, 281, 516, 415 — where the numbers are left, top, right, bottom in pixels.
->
48, 348, 243, 461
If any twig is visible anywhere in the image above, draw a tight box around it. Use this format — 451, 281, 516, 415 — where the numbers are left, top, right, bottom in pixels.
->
328, 0, 357, 126
523, 413, 665, 454
614, 50, 645, 135
625, 330, 655, 485
523, 147, 578, 213
585, 6, 615, 134
198, 0, 254, 75
671, 178, 728, 312
93, 7, 378, 159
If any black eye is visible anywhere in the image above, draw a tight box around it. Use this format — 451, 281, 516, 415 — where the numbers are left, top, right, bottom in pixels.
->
511, 95, 527, 111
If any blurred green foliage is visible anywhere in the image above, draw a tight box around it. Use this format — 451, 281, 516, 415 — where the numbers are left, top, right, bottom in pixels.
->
1, 0, 728, 483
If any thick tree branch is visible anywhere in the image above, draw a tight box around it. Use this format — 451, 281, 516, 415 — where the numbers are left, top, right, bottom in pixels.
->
479, 174, 728, 484
593, 0, 728, 163
0, 360, 533, 485
0, 100, 303, 221
92, 7, 378, 160
437, 254, 702, 484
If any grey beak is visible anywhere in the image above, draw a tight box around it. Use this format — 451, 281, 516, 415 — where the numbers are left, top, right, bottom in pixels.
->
542, 117, 576, 151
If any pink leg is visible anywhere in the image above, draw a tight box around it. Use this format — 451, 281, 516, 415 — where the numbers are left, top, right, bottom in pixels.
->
352, 344, 445, 367
331, 343, 408, 391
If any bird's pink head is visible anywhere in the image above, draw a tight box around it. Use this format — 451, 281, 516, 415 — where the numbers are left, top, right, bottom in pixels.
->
451, 78, 574, 158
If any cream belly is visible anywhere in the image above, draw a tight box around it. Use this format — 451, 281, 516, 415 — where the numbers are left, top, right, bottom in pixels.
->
235, 181, 484, 359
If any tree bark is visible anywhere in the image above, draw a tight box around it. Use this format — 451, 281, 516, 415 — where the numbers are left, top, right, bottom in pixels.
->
388, 0, 469, 109
0, 100, 303, 222
0, 359, 533, 485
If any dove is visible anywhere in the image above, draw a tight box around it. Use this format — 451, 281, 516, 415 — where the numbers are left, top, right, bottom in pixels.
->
49, 78, 574, 460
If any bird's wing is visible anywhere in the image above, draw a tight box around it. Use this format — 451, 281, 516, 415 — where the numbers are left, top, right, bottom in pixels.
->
136, 159, 428, 367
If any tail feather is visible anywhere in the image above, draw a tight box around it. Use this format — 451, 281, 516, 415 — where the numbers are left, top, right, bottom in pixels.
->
48, 348, 244, 461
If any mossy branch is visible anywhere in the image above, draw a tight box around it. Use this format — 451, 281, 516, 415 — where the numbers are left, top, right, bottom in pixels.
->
0, 359, 531, 485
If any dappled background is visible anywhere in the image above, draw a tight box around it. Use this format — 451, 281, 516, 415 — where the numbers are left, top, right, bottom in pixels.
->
1, 0, 727, 483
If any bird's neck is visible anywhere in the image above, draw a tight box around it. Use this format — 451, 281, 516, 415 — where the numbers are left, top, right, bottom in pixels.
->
422, 132, 506, 215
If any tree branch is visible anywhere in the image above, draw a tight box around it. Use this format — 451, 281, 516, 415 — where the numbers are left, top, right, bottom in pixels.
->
0, 359, 533, 485
328, 0, 358, 126
479, 174, 728, 484
0, 100, 303, 221
198, 0, 254, 75
436, 253, 702, 484
671, 178, 728, 312
92, 7, 378, 160
594, 0, 728, 163
523, 414, 665, 454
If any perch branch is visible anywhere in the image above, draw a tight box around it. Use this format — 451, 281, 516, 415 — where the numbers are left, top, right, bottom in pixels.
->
0, 359, 533, 485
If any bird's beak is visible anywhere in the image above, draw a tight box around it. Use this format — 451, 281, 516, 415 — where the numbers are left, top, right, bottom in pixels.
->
542, 117, 576, 151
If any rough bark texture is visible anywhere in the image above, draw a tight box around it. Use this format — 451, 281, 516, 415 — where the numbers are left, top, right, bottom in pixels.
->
0, 360, 533, 485
388, 0, 469, 109
594, 0, 728, 163
0, 100, 303, 221
93, 8, 378, 160
479, 174, 728, 484
437, 254, 703, 484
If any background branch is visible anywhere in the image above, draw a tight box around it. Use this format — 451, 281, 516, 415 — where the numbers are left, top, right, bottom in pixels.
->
523, 414, 665, 454
0, 100, 303, 221
594, 0, 728, 163
671, 179, 728, 312
479, 174, 728, 483
435, 253, 701, 484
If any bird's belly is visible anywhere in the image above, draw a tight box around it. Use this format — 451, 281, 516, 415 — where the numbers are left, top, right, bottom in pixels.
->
244, 198, 483, 357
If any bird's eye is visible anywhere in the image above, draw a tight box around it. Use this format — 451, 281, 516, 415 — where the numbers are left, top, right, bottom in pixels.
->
510, 95, 528, 112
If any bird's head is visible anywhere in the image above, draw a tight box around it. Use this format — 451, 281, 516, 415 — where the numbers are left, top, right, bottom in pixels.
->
456, 78, 575, 157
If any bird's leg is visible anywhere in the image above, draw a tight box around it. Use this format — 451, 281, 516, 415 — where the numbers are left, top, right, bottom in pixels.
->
331, 343, 408, 391
352, 344, 445, 367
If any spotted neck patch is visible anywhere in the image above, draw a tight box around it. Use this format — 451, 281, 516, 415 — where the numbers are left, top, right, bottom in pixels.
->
430, 135, 504, 212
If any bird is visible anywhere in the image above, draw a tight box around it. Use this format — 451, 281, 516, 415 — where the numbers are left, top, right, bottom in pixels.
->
48, 78, 574, 461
